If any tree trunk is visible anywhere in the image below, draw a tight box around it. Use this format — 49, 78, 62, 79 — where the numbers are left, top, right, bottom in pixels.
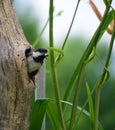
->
0, 0, 35, 129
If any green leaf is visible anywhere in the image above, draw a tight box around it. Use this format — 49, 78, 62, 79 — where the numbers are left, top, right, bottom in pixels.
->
111, 8, 115, 20
101, 10, 113, 33
101, 69, 110, 86
98, 123, 104, 130
61, 100, 90, 117
63, 7, 113, 108
86, 81, 94, 130
48, 47, 64, 65
61, 100, 104, 130
29, 99, 49, 130
46, 101, 60, 130
30, 91, 35, 111
103, 0, 112, 7
33, 18, 49, 48
84, 46, 96, 64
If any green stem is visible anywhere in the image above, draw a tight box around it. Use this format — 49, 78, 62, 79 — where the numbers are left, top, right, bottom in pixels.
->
68, 3, 113, 129
69, 63, 86, 130
56, 0, 80, 62
63, 5, 111, 110
94, 86, 101, 130
33, 18, 49, 48
76, 77, 100, 125
49, 0, 66, 129
94, 17, 115, 130
62, 0, 80, 50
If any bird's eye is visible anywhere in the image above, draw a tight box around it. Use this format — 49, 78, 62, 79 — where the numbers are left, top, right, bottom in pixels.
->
25, 47, 32, 57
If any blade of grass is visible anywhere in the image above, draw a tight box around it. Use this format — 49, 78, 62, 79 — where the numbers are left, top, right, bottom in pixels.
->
55, 0, 81, 63
68, 6, 113, 129
61, 100, 90, 117
46, 101, 60, 130
61, 0, 80, 50
60, 100, 104, 130
69, 63, 86, 130
48, 47, 64, 65
76, 77, 100, 125
29, 99, 49, 130
86, 81, 94, 130
63, 6, 113, 110
94, 11, 115, 130
33, 11, 63, 48
49, 0, 66, 129
33, 18, 49, 48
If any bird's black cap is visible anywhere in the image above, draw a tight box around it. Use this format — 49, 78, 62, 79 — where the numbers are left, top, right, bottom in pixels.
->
33, 48, 48, 63
35, 48, 48, 53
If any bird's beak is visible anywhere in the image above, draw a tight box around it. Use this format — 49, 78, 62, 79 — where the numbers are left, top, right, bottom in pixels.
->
45, 53, 48, 57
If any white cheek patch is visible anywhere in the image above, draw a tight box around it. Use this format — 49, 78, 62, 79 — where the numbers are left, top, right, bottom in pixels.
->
32, 51, 42, 58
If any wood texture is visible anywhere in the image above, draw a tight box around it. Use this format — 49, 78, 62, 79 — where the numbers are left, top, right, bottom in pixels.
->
0, 0, 35, 129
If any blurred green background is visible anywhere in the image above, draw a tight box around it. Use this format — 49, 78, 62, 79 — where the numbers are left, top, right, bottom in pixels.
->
14, 3, 115, 130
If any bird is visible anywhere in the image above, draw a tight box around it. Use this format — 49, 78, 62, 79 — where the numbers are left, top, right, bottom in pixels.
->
26, 48, 48, 81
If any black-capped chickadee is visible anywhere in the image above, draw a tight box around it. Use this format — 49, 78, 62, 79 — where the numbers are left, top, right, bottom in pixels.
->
26, 48, 48, 81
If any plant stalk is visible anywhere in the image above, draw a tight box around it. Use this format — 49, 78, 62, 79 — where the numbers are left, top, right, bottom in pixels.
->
49, 0, 66, 129
62, 0, 80, 50
94, 17, 115, 130
56, 0, 81, 63
69, 63, 86, 130
33, 18, 49, 48
63, 4, 112, 111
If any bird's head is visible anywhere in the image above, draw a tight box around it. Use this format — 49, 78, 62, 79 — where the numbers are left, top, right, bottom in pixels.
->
32, 48, 48, 63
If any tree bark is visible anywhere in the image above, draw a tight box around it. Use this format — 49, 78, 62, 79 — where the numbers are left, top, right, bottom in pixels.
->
0, 0, 35, 130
